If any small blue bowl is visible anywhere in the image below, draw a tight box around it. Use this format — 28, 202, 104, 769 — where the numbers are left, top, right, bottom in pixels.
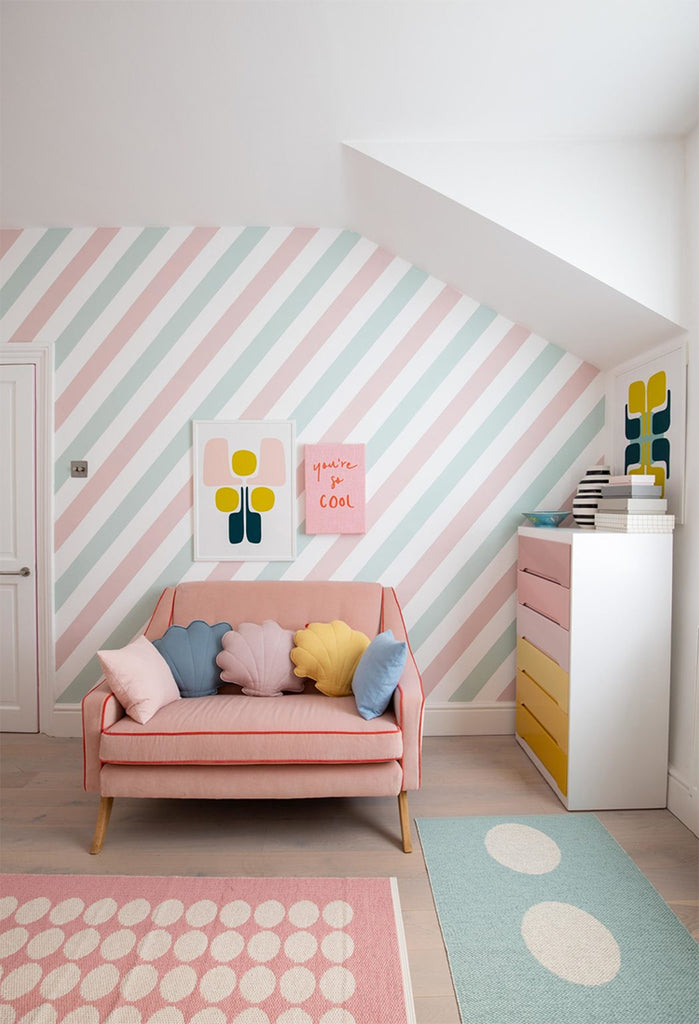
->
521, 510, 570, 528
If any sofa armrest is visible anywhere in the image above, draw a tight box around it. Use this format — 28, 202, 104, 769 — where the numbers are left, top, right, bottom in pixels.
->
81, 680, 125, 792
382, 587, 424, 790
144, 586, 176, 639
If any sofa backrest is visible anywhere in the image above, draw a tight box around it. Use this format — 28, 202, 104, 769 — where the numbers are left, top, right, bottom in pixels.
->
168, 580, 384, 638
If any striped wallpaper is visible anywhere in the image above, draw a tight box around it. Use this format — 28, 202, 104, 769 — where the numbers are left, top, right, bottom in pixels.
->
0, 227, 605, 712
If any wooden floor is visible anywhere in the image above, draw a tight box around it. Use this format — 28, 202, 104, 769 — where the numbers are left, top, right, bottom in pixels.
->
1, 733, 697, 1023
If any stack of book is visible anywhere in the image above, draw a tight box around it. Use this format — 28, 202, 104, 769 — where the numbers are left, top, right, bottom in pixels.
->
594, 474, 675, 533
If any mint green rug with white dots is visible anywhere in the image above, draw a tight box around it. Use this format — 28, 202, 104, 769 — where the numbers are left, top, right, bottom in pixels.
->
417, 814, 698, 1024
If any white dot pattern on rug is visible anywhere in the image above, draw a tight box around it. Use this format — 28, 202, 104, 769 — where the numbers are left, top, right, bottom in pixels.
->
279, 966, 315, 1003
254, 902, 285, 929
319, 966, 356, 1003
287, 902, 319, 929
283, 931, 317, 963
219, 902, 251, 928
186, 901, 218, 928
118, 901, 151, 927
48, 901, 83, 927
248, 931, 281, 963
15, 901, 50, 927
151, 900, 183, 927
521, 901, 621, 985
0, 929, 28, 959
0, 883, 397, 1023
484, 823, 562, 875
320, 932, 354, 964
321, 902, 353, 929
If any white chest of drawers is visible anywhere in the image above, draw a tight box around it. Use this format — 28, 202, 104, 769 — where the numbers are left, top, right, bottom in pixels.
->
515, 527, 673, 810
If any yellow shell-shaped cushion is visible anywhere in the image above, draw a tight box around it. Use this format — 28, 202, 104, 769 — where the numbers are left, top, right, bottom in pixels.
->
290, 620, 370, 697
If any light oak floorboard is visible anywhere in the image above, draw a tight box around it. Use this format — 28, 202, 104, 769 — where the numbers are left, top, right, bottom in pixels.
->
1, 734, 697, 1023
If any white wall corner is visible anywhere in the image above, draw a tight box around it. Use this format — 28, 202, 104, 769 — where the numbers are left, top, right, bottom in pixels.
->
423, 701, 515, 737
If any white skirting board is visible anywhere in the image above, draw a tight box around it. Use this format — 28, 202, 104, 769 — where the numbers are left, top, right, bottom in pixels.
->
667, 767, 699, 838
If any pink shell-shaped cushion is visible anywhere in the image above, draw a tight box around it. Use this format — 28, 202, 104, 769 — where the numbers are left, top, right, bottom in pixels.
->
216, 620, 304, 697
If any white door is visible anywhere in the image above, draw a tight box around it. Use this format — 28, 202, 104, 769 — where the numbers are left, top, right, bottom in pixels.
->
0, 363, 38, 732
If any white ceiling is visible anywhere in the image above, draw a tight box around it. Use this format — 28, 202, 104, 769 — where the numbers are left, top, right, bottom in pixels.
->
1, 1, 698, 226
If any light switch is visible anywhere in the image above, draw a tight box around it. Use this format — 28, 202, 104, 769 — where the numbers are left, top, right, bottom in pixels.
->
71, 461, 88, 478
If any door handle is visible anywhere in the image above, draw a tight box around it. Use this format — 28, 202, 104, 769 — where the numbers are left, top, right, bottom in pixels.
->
0, 567, 31, 577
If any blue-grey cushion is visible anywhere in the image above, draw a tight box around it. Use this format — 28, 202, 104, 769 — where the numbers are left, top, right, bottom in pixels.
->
152, 620, 231, 698
351, 629, 407, 720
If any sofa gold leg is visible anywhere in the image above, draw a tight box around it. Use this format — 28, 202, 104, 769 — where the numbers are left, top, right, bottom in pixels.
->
90, 796, 114, 855
397, 790, 412, 853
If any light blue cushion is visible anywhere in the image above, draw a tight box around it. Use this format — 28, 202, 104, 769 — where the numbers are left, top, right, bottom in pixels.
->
352, 629, 408, 720
152, 620, 231, 698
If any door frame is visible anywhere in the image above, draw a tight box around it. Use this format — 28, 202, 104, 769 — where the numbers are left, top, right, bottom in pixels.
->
0, 343, 56, 734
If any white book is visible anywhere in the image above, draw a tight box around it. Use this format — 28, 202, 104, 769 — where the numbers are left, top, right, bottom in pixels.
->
595, 513, 675, 533
596, 498, 668, 512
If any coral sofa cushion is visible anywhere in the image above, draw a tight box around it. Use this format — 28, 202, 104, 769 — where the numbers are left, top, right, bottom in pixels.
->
290, 621, 370, 697
97, 635, 180, 724
152, 620, 231, 698
352, 629, 408, 720
216, 621, 304, 697
99, 690, 403, 765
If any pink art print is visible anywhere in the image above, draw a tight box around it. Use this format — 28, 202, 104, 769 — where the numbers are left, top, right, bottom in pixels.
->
305, 444, 366, 534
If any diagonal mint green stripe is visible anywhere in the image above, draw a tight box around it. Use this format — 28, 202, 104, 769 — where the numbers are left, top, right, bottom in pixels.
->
357, 344, 565, 583
54, 228, 168, 369
54, 230, 360, 610
409, 396, 605, 656
54, 227, 268, 491
290, 265, 428, 434
0, 228, 71, 318
56, 540, 194, 703
450, 621, 517, 702
366, 304, 497, 466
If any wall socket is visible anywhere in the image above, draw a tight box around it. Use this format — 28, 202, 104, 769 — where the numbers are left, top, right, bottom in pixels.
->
71, 461, 88, 478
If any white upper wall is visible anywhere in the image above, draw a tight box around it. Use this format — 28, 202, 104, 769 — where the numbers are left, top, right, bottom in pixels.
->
349, 139, 687, 323
1, 0, 698, 227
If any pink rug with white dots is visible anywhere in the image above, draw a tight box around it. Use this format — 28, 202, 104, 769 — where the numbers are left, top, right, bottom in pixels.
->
0, 874, 415, 1024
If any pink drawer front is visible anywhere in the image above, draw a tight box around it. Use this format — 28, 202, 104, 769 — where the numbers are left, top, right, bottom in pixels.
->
518, 535, 571, 588
517, 570, 570, 629
517, 603, 570, 672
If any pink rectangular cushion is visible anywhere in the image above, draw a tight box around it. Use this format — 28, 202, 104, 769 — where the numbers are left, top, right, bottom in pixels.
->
97, 635, 180, 724
99, 686, 402, 766
170, 580, 383, 638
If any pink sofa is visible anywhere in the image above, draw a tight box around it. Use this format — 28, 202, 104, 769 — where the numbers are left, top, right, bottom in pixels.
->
82, 581, 424, 854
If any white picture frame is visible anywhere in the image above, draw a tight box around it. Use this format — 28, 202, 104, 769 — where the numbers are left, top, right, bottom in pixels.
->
193, 420, 296, 561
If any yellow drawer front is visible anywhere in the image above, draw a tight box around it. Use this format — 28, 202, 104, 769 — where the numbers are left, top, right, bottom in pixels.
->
516, 669, 569, 753
516, 703, 568, 796
516, 637, 569, 712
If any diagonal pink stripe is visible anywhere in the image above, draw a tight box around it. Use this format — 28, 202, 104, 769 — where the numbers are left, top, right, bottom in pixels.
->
10, 228, 120, 344
55, 483, 191, 670
0, 229, 23, 260
397, 361, 600, 607
304, 323, 531, 582
55, 227, 218, 429
54, 228, 317, 552
421, 563, 516, 694
497, 678, 516, 701
242, 246, 394, 420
